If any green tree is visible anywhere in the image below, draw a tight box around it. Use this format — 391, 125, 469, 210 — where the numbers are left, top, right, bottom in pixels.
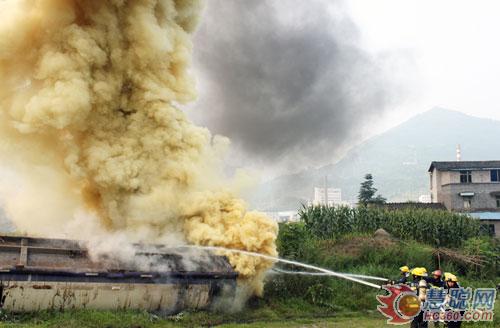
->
372, 195, 387, 204
358, 174, 386, 205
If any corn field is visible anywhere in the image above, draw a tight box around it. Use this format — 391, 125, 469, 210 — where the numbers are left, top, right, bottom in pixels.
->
299, 205, 482, 247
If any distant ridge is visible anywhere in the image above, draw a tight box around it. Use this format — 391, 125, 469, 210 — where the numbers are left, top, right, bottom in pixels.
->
250, 108, 500, 210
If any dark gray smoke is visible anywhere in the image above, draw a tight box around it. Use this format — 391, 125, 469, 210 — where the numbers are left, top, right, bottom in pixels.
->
191, 0, 407, 169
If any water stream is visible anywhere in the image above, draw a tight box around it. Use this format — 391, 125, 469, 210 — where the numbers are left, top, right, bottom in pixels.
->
173, 245, 384, 289
271, 267, 388, 282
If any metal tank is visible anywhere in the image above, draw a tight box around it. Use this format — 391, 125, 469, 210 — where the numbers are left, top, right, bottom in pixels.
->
0, 235, 237, 312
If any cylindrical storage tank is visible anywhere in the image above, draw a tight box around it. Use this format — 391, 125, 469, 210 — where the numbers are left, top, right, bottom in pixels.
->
0, 236, 237, 313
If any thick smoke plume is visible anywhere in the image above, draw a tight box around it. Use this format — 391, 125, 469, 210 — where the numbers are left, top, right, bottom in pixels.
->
192, 0, 404, 168
0, 0, 277, 295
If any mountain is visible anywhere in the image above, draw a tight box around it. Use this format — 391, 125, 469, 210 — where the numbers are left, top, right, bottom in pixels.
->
249, 108, 500, 210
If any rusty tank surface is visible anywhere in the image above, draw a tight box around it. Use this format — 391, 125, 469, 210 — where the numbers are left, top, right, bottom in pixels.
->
0, 235, 237, 312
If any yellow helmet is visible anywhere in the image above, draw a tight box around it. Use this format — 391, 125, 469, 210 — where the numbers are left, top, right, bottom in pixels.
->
411, 267, 428, 277
444, 272, 458, 282
400, 266, 410, 273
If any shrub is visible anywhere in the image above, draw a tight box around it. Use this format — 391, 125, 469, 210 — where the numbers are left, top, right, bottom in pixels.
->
276, 222, 312, 260
462, 237, 499, 279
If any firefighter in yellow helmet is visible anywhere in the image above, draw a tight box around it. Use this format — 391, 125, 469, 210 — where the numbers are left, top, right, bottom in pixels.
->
444, 272, 460, 289
398, 265, 411, 284
410, 267, 428, 328
443, 273, 462, 328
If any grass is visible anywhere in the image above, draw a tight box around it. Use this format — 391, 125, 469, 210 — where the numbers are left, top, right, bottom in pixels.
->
0, 309, 387, 328
0, 309, 497, 327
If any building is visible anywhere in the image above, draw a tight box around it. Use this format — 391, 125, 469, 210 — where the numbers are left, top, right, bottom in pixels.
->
428, 160, 500, 236
0, 235, 237, 312
377, 202, 446, 211
313, 187, 342, 206
418, 194, 432, 203
428, 161, 500, 210
264, 211, 300, 223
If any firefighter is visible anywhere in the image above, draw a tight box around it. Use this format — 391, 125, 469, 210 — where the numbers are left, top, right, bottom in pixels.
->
426, 270, 445, 327
428, 269, 445, 288
410, 267, 429, 328
443, 273, 460, 289
443, 273, 462, 328
398, 265, 411, 284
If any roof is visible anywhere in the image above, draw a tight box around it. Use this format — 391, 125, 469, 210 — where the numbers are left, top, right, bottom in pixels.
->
0, 235, 236, 278
377, 202, 447, 211
469, 212, 500, 221
428, 161, 500, 172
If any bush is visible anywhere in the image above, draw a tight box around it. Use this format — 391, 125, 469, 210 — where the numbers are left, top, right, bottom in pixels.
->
276, 222, 313, 260
305, 284, 336, 308
462, 237, 499, 279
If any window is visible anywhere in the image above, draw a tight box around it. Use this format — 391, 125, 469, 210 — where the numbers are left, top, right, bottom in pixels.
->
497, 196, 500, 208
460, 193, 474, 210
463, 198, 472, 209
460, 170, 472, 183
480, 224, 495, 237
491, 169, 500, 182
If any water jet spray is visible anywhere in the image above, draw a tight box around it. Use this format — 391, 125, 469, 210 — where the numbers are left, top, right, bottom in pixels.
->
173, 245, 383, 289
271, 268, 388, 282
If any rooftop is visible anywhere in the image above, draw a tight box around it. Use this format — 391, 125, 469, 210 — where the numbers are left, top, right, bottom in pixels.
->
376, 202, 447, 211
469, 212, 500, 221
428, 160, 500, 172
0, 235, 236, 279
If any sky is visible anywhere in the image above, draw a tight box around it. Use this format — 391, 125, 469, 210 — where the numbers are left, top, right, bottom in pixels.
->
187, 0, 500, 179
347, 0, 500, 127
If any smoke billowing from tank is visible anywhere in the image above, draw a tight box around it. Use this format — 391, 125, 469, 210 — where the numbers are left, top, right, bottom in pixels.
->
191, 0, 409, 169
0, 0, 277, 295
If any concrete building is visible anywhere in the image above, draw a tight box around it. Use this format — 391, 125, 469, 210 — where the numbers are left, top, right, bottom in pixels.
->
428, 160, 500, 236
418, 194, 432, 203
313, 187, 342, 206
264, 211, 300, 223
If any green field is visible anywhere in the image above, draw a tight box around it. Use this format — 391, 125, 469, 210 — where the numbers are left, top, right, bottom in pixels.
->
0, 308, 497, 328
0, 309, 368, 328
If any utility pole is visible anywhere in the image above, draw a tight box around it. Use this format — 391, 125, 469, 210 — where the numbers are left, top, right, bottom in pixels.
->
324, 175, 328, 206
456, 144, 462, 162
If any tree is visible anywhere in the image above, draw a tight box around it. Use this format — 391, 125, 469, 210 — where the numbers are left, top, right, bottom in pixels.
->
358, 174, 386, 205
358, 174, 375, 203
371, 194, 387, 205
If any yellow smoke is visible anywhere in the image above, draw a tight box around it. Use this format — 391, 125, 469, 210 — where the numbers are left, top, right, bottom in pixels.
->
0, 0, 277, 295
